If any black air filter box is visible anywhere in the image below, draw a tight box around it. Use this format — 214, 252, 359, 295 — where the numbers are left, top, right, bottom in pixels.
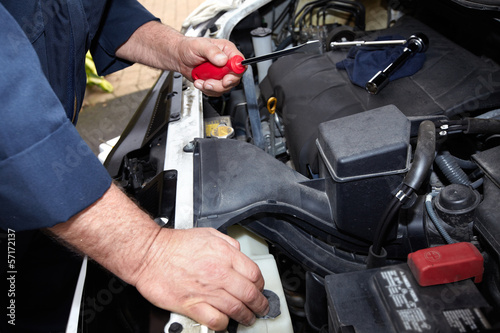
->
317, 105, 411, 242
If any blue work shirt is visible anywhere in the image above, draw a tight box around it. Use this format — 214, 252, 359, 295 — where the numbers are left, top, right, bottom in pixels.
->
0, 0, 158, 231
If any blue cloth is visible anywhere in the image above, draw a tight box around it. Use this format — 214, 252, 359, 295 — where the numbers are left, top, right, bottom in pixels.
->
0, 0, 158, 231
336, 36, 426, 88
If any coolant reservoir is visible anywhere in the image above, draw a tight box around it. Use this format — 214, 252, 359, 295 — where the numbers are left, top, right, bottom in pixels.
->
164, 226, 293, 333
227, 225, 293, 333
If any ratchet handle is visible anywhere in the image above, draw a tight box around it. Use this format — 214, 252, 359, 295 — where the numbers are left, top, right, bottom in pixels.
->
191, 55, 246, 81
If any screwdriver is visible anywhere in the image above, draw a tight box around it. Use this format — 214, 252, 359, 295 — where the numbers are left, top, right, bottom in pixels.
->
191, 40, 321, 81
191, 55, 246, 81
191, 35, 419, 81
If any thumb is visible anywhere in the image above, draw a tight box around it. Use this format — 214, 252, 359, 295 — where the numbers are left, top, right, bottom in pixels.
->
200, 42, 229, 66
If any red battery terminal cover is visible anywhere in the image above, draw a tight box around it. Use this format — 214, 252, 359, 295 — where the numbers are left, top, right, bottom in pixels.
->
191, 55, 246, 81
407, 242, 484, 287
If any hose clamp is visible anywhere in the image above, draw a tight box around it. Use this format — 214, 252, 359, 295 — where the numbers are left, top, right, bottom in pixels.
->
395, 190, 408, 202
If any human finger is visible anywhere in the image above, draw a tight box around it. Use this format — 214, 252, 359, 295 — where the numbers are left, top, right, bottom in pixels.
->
190, 289, 259, 327
202, 228, 268, 311
182, 267, 267, 326
196, 39, 230, 67
211, 38, 244, 59
184, 302, 230, 331
222, 73, 244, 88
194, 79, 234, 97
204, 227, 241, 250
215, 259, 269, 317
231, 254, 266, 291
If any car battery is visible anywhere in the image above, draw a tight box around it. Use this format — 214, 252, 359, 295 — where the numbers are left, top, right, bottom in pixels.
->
316, 105, 411, 242
325, 263, 491, 333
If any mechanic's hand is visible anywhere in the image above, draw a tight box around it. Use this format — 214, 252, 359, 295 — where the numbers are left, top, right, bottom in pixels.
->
133, 227, 270, 331
49, 183, 267, 331
116, 21, 243, 97
176, 37, 245, 97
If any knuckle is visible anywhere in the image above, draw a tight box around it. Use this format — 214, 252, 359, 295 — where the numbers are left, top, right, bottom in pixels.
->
206, 314, 228, 331
247, 264, 262, 284
204, 261, 231, 283
227, 301, 245, 316
242, 283, 260, 303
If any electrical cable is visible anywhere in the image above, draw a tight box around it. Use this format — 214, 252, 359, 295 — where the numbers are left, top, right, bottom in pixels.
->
273, 1, 294, 29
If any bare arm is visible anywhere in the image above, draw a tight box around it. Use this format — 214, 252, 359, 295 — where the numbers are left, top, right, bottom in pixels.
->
115, 20, 244, 96
49, 183, 269, 330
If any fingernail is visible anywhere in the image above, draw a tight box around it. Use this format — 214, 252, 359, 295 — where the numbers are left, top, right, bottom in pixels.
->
226, 80, 233, 86
194, 81, 203, 90
247, 316, 256, 326
261, 304, 270, 317
215, 53, 227, 64
206, 84, 214, 90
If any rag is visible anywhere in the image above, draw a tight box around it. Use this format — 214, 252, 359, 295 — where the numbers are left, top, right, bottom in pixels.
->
336, 35, 426, 88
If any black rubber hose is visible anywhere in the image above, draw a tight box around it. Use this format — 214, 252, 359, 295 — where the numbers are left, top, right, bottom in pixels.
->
275, 35, 293, 51
452, 155, 478, 169
370, 184, 413, 257
403, 120, 436, 190
435, 151, 472, 186
370, 120, 436, 260
465, 118, 500, 135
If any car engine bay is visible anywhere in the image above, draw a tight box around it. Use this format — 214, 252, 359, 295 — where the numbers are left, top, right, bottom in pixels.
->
94, 0, 500, 332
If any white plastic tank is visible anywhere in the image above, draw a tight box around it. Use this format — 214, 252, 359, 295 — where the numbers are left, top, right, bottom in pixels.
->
164, 226, 294, 333
227, 225, 293, 333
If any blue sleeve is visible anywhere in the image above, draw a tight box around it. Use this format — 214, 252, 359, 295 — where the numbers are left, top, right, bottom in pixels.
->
0, 3, 112, 231
90, 0, 160, 76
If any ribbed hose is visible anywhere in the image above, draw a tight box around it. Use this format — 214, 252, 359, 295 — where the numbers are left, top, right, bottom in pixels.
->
452, 155, 478, 169
435, 151, 471, 186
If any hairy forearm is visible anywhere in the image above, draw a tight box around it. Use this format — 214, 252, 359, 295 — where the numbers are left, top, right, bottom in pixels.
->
115, 21, 186, 73
48, 183, 164, 285
48, 183, 269, 330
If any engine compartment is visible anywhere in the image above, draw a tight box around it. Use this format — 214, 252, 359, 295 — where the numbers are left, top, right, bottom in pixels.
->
194, 0, 500, 331
102, 0, 500, 332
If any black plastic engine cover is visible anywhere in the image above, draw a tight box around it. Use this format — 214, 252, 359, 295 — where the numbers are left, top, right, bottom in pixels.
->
260, 15, 500, 176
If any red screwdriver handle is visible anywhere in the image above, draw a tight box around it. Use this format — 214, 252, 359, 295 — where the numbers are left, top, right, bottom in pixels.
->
192, 55, 246, 81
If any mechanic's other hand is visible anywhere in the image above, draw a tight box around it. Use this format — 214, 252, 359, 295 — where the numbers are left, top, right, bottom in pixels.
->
132, 227, 270, 331
176, 37, 245, 96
